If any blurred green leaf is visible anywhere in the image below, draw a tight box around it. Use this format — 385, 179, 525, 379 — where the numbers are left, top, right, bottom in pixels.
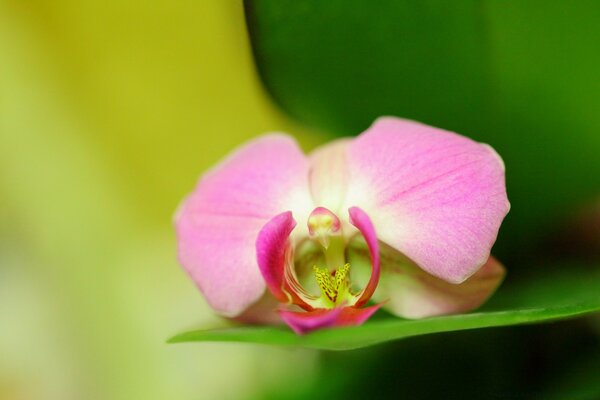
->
245, 0, 600, 261
245, 0, 490, 134
542, 349, 600, 400
169, 266, 600, 350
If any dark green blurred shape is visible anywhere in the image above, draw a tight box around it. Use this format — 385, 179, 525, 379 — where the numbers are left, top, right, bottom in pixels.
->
263, 321, 600, 400
245, 4, 600, 396
246, 0, 489, 135
245, 0, 600, 263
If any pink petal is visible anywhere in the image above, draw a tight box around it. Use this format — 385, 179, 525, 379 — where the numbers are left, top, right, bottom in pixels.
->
348, 240, 505, 319
175, 135, 313, 317
383, 256, 506, 319
279, 307, 344, 335
348, 207, 381, 307
308, 139, 350, 212
333, 304, 382, 326
345, 117, 510, 283
279, 305, 381, 335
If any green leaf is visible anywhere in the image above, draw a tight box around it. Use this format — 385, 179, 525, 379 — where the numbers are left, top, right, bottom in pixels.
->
168, 266, 600, 351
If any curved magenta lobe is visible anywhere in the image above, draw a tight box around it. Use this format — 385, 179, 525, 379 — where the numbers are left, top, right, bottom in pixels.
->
279, 305, 382, 335
256, 211, 296, 303
348, 207, 381, 307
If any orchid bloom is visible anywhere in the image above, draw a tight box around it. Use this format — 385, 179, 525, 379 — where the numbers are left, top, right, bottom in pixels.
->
176, 117, 510, 334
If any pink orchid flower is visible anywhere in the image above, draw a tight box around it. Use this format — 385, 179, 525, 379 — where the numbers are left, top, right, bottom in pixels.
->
175, 117, 510, 334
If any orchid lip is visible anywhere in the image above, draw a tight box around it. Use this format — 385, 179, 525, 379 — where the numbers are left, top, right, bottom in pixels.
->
303, 207, 372, 310
256, 206, 381, 334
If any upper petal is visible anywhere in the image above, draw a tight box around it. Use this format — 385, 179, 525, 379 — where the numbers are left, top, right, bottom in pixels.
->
308, 139, 350, 213
175, 135, 313, 317
344, 117, 510, 283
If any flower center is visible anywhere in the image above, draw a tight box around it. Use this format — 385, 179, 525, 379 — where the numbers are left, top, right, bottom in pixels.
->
307, 207, 354, 307
313, 263, 350, 305
307, 206, 341, 249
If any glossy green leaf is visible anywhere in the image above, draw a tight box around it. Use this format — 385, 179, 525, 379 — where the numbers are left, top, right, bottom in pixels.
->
169, 266, 600, 351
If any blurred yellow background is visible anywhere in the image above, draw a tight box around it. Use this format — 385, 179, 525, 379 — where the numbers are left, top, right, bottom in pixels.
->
0, 1, 321, 399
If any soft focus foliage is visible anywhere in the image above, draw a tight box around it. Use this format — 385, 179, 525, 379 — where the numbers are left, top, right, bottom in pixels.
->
0, 1, 318, 399
243, 1, 600, 397
246, 0, 600, 261
2, 0, 600, 399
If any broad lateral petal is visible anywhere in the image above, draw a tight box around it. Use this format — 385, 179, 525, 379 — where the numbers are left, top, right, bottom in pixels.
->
348, 207, 381, 307
176, 213, 268, 317
175, 135, 313, 317
345, 117, 510, 283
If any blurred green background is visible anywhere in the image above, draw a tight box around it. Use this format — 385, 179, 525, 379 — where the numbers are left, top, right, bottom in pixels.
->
1, 1, 599, 399
0, 1, 319, 399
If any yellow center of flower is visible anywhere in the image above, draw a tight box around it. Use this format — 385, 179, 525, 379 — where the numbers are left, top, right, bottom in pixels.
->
302, 207, 359, 308
313, 263, 351, 305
